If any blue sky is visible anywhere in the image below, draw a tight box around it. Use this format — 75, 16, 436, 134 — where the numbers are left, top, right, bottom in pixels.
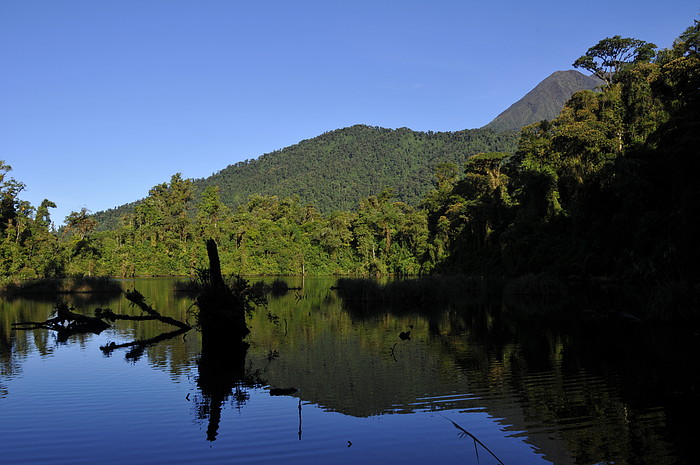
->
1, 1, 698, 225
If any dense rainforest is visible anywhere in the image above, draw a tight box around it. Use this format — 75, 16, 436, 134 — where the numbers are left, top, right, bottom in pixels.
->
2, 21, 698, 302
93, 125, 520, 230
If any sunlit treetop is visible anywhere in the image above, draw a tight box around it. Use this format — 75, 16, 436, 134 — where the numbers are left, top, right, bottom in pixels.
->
573, 35, 657, 85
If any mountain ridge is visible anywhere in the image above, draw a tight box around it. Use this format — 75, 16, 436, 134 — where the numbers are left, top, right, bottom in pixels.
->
482, 70, 604, 132
94, 125, 519, 229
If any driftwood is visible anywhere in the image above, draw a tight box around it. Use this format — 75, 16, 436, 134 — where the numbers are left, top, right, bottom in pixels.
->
12, 302, 110, 334
95, 289, 192, 360
196, 239, 251, 340
12, 290, 192, 356
96, 289, 191, 330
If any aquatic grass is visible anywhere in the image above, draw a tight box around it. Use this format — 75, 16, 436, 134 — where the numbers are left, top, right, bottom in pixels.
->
335, 275, 497, 304
501, 273, 569, 316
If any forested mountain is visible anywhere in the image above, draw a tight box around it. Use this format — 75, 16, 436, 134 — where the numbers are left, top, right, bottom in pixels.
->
94, 125, 518, 229
93, 70, 604, 230
483, 70, 604, 132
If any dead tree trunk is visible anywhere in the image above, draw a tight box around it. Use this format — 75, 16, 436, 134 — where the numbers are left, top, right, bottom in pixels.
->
206, 239, 226, 290
196, 239, 251, 343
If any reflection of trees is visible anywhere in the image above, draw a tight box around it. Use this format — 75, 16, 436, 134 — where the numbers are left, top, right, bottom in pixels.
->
192, 334, 266, 441
189, 240, 268, 441
427, 302, 682, 465
253, 282, 690, 465
0, 329, 17, 397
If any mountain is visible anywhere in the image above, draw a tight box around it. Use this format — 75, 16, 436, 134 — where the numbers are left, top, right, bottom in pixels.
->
94, 125, 519, 229
482, 70, 604, 132
95, 70, 599, 229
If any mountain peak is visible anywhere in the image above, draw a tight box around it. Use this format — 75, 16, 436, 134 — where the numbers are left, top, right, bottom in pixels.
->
482, 70, 604, 132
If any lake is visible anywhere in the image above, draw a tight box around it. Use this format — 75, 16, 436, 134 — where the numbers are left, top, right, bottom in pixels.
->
1, 277, 697, 464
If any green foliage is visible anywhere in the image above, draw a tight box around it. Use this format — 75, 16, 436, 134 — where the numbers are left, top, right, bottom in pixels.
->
425, 21, 700, 288
92, 126, 518, 230
573, 35, 657, 85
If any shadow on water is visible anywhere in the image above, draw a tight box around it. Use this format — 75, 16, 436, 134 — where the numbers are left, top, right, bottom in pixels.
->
195, 333, 253, 441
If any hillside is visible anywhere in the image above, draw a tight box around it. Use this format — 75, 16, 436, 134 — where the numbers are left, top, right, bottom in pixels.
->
95, 125, 518, 228
93, 70, 604, 230
483, 70, 604, 132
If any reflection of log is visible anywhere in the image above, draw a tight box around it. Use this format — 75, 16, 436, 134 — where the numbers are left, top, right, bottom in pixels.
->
100, 327, 190, 360
96, 288, 192, 360
13, 291, 192, 358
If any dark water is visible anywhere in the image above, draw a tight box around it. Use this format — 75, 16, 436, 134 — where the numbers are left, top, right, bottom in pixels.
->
1, 277, 697, 464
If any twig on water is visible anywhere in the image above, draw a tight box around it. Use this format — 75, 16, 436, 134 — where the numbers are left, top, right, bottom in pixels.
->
439, 414, 505, 465
389, 342, 398, 361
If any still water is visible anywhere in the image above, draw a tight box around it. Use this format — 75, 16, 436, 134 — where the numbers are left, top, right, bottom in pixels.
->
0, 277, 697, 464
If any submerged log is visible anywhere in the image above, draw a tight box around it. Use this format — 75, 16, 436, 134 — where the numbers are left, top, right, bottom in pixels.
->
12, 290, 192, 352
12, 302, 110, 334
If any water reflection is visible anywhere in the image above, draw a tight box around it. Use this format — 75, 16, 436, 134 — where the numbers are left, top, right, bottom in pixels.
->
0, 277, 697, 464
195, 337, 252, 441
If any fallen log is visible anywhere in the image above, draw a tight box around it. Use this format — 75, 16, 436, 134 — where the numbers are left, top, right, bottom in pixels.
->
12, 290, 191, 347
12, 302, 110, 334
119, 289, 192, 330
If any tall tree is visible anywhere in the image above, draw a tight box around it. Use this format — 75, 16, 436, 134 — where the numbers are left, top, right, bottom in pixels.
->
573, 35, 657, 85
0, 161, 26, 235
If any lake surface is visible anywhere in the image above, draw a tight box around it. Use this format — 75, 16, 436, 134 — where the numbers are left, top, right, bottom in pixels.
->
1, 277, 697, 464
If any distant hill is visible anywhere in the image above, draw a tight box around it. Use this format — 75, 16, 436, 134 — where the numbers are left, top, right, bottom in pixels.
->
96, 69, 602, 229
483, 70, 604, 132
94, 125, 518, 229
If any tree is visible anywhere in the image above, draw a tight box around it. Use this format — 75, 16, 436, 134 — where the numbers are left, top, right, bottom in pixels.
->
196, 185, 230, 243
64, 207, 98, 241
573, 35, 657, 85
0, 161, 26, 235
35, 199, 57, 230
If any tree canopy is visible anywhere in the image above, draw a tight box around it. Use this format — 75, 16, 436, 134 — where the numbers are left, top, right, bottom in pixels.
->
573, 35, 657, 84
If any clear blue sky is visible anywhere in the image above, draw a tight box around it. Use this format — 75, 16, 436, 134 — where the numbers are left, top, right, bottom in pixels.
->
1, 1, 697, 225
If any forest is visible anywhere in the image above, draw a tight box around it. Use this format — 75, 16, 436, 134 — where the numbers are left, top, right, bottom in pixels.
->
92, 125, 520, 230
1, 21, 698, 308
